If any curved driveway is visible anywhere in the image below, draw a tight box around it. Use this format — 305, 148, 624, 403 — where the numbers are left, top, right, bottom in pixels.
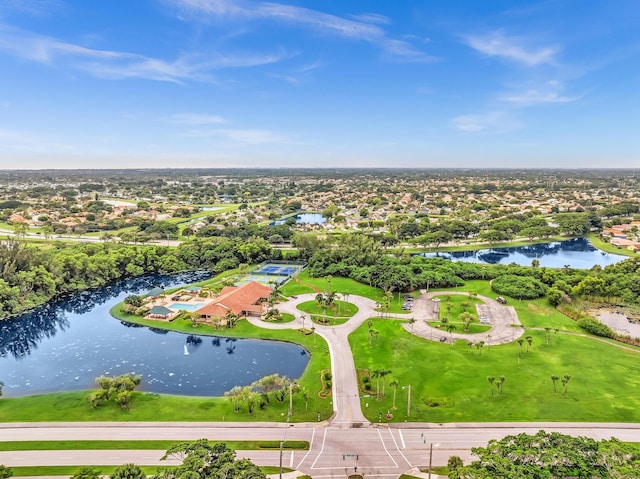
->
5, 293, 639, 478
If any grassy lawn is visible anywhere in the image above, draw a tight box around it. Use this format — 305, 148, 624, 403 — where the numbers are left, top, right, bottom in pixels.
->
282, 271, 409, 313
428, 322, 491, 334
296, 300, 358, 318
588, 233, 639, 257
9, 466, 166, 477
0, 440, 309, 451
350, 316, 640, 422
0, 310, 332, 423
8, 465, 288, 477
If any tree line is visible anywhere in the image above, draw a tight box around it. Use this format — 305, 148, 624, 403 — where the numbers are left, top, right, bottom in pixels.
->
0, 237, 277, 320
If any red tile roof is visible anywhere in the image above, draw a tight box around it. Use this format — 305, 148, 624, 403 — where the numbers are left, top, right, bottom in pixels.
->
197, 281, 272, 318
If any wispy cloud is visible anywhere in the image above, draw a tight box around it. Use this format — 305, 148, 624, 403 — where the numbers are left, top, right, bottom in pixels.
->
350, 12, 391, 25
452, 111, 521, 134
0, 0, 62, 18
165, 112, 227, 124
500, 81, 577, 106
168, 0, 434, 62
0, 22, 292, 82
181, 127, 285, 143
464, 30, 557, 66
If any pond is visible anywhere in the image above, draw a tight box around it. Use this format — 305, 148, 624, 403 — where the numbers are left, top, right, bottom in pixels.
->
272, 213, 326, 225
0, 272, 309, 398
417, 238, 627, 269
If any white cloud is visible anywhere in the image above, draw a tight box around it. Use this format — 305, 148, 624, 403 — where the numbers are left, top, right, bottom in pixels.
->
181, 127, 285, 143
350, 13, 391, 25
464, 30, 557, 66
166, 113, 227, 124
168, 0, 434, 62
452, 111, 521, 133
500, 87, 576, 106
0, 22, 292, 82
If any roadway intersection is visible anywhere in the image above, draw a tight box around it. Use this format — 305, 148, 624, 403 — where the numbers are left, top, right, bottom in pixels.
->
2, 293, 639, 478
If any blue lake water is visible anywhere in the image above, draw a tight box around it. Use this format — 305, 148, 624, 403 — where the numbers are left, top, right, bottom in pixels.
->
418, 238, 627, 269
272, 213, 326, 225
0, 272, 309, 398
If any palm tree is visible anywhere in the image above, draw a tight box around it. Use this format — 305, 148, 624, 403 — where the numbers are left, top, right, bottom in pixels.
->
551, 375, 559, 393
487, 376, 495, 395
372, 369, 383, 400
545, 327, 551, 345
517, 338, 524, 355
408, 317, 416, 331
526, 335, 533, 353
476, 340, 485, 356
379, 369, 392, 396
390, 379, 399, 409
446, 324, 456, 347
301, 314, 307, 330
562, 374, 571, 395
496, 376, 506, 396
311, 326, 316, 345
460, 312, 474, 331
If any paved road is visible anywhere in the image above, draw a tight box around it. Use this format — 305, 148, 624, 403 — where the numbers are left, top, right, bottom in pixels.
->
3, 293, 640, 478
3, 422, 640, 478
402, 292, 524, 346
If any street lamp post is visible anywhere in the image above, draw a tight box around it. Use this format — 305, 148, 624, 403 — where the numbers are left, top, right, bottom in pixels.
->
402, 385, 411, 417
428, 442, 440, 479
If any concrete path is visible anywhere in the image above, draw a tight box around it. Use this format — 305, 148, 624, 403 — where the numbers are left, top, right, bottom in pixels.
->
401, 292, 525, 346
247, 293, 380, 426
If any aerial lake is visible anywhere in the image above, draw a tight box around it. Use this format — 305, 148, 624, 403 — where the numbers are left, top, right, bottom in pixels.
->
418, 238, 627, 269
0, 272, 309, 398
272, 213, 326, 225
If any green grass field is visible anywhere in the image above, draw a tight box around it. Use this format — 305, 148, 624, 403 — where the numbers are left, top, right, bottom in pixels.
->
0, 311, 332, 423
0, 440, 309, 451
282, 271, 410, 314
296, 300, 358, 318
350, 315, 640, 422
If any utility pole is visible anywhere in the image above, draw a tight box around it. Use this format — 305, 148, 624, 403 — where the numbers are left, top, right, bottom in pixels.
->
428, 442, 433, 479
279, 440, 283, 479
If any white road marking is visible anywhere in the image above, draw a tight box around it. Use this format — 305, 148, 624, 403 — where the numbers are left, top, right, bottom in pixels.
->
295, 428, 315, 469
310, 428, 328, 469
398, 428, 406, 448
376, 428, 398, 467
387, 429, 412, 468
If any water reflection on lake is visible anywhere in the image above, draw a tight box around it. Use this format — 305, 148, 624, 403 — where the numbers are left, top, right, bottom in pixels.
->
418, 238, 627, 269
0, 272, 309, 398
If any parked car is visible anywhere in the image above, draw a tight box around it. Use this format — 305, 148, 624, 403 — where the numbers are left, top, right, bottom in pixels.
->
496, 296, 507, 304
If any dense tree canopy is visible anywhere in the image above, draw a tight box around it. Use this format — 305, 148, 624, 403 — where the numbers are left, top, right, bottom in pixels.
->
451, 430, 640, 479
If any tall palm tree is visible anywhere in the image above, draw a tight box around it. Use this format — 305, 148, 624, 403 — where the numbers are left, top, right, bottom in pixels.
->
487, 376, 495, 395
371, 369, 383, 400
497, 376, 506, 396
476, 340, 485, 356
408, 317, 416, 331
551, 375, 559, 393
446, 324, 456, 347
517, 338, 524, 355
390, 379, 399, 409
526, 335, 533, 353
379, 369, 392, 396
562, 374, 571, 395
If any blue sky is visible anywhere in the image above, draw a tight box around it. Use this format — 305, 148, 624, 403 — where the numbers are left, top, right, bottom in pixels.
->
1, 0, 639, 169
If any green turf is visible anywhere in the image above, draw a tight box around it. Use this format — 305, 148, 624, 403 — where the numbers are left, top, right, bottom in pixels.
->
0, 313, 332, 423
282, 271, 410, 313
0, 440, 309, 451
350, 317, 640, 422
428, 322, 491, 334
296, 300, 358, 318
9, 465, 166, 477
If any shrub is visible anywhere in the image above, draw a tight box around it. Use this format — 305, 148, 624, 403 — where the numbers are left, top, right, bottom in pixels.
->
492, 274, 547, 299
577, 317, 615, 338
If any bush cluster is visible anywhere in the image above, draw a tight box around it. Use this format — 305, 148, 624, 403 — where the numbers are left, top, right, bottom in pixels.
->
491, 274, 547, 299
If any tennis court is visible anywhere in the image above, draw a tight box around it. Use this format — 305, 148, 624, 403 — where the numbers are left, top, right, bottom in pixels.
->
253, 263, 305, 276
